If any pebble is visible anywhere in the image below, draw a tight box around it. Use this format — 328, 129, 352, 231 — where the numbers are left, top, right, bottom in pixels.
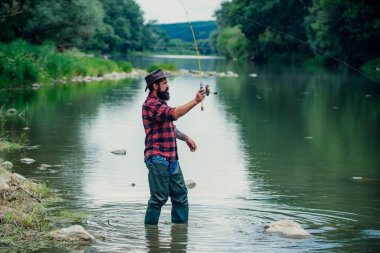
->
20, 158, 36, 164
111, 149, 126, 155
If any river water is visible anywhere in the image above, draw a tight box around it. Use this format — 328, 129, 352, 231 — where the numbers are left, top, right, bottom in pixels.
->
1, 55, 380, 252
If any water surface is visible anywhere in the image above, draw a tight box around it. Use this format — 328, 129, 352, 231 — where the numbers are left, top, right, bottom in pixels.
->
1, 56, 380, 252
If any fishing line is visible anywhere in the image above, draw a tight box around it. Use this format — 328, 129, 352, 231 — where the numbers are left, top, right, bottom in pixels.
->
220, 10, 380, 85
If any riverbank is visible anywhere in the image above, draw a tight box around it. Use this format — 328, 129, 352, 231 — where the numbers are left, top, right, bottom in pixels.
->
0, 163, 94, 252
0, 40, 132, 89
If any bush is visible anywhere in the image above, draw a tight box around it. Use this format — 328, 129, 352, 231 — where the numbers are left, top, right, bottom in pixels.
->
0, 40, 134, 88
118, 61, 132, 73
146, 63, 176, 73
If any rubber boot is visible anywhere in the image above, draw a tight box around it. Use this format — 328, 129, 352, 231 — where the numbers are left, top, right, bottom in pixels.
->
145, 208, 161, 225
171, 206, 189, 224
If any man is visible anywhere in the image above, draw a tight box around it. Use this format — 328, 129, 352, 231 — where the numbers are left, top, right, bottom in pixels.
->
142, 68, 205, 225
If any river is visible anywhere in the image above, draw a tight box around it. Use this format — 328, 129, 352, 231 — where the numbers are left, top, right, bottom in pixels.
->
1, 55, 380, 252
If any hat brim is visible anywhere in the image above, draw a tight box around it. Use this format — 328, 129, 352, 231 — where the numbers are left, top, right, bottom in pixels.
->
145, 73, 171, 91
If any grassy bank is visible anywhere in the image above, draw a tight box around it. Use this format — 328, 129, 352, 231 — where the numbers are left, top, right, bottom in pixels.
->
0, 165, 91, 252
0, 40, 132, 89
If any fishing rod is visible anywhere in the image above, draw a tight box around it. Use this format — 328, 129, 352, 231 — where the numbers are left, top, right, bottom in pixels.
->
179, 0, 217, 111
219, 9, 380, 85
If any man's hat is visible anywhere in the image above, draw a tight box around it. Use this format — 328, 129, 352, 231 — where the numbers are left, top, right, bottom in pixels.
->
144, 68, 171, 91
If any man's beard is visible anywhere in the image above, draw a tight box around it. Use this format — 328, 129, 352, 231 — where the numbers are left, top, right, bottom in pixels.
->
157, 87, 170, 101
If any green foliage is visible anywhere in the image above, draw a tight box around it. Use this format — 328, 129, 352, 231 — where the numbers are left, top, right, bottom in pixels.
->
215, 0, 379, 67
86, 0, 145, 53
305, 0, 380, 67
217, 26, 248, 60
0, 0, 104, 48
117, 61, 133, 73
360, 58, 380, 80
146, 63, 176, 73
215, 0, 313, 63
157, 21, 217, 42
58, 210, 90, 223
0, 40, 129, 87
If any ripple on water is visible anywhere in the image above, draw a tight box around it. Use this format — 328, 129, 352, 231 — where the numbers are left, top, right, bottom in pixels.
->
79, 201, 351, 252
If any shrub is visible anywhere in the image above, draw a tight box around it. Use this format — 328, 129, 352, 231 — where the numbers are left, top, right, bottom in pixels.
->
146, 63, 176, 72
118, 61, 132, 73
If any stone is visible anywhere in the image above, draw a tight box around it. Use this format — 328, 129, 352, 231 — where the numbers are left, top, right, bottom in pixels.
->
0, 181, 10, 191
13, 173, 27, 181
31, 83, 40, 90
6, 108, 17, 116
20, 158, 36, 164
111, 149, 126, 155
264, 220, 311, 238
2, 161, 13, 170
50, 225, 95, 244
185, 180, 196, 189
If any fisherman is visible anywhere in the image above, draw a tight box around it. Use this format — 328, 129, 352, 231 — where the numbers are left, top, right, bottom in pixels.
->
142, 68, 205, 225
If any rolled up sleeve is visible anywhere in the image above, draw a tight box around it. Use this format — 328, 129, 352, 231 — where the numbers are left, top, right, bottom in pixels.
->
149, 100, 175, 122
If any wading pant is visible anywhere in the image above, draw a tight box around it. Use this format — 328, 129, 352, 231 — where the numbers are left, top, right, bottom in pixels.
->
145, 156, 188, 225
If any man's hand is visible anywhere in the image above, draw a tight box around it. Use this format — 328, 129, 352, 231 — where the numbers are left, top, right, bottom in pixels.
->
185, 137, 197, 152
195, 89, 205, 104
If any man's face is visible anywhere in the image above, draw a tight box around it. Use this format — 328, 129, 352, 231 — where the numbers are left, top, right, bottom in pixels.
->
157, 78, 170, 101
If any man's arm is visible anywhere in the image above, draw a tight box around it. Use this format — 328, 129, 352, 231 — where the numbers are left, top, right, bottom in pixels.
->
175, 127, 189, 141
175, 127, 197, 152
172, 89, 205, 120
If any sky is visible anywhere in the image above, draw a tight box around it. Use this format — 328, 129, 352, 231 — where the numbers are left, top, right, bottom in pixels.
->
134, 0, 223, 24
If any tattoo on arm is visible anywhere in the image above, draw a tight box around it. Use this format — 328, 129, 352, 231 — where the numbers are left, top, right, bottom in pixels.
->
175, 127, 189, 141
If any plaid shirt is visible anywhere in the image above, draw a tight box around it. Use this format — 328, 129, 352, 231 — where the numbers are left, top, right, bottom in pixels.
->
142, 93, 178, 162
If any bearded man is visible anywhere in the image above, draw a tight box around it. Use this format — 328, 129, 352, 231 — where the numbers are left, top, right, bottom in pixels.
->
142, 68, 205, 225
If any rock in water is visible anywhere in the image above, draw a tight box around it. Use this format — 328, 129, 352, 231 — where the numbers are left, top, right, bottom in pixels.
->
185, 180, 196, 189
2, 161, 13, 170
20, 158, 36, 164
50, 225, 95, 244
264, 220, 310, 238
111, 149, 126, 155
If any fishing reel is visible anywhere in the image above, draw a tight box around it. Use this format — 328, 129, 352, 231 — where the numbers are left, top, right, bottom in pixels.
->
200, 83, 217, 111
205, 84, 218, 96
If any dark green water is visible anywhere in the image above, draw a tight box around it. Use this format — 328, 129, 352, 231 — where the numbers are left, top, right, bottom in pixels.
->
1, 56, 380, 252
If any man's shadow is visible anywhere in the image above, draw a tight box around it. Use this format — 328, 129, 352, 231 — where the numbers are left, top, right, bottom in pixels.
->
145, 224, 188, 252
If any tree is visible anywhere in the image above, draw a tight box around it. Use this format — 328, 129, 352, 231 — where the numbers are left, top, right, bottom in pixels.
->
88, 0, 145, 53
305, 0, 380, 66
0, 0, 104, 49
217, 26, 248, 59
215, 0, 313, 62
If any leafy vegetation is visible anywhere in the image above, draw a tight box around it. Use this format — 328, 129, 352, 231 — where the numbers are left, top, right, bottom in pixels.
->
155, 21, 217, 55
213, 0, 379, 70
146, 63, 176, 73
0, 165, 91, 252
0, 40, 132, 88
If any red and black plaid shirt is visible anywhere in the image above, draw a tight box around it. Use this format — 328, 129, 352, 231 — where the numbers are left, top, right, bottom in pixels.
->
142, 93, 178, 162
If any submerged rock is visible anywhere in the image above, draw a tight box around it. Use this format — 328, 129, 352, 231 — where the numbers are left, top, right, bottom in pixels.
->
111, 149, 126, 155
352, 177, 380, 184
264, 220, 311, 238
50, 225, 95, 244
6, 108, 17, 116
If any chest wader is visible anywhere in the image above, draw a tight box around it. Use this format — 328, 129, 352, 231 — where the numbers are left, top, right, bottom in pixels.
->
145, 156, 189, 225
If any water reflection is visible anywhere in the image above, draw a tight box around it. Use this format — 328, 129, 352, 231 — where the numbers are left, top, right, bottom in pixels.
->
2, 56, 380, 252
145, 224, 188, 253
